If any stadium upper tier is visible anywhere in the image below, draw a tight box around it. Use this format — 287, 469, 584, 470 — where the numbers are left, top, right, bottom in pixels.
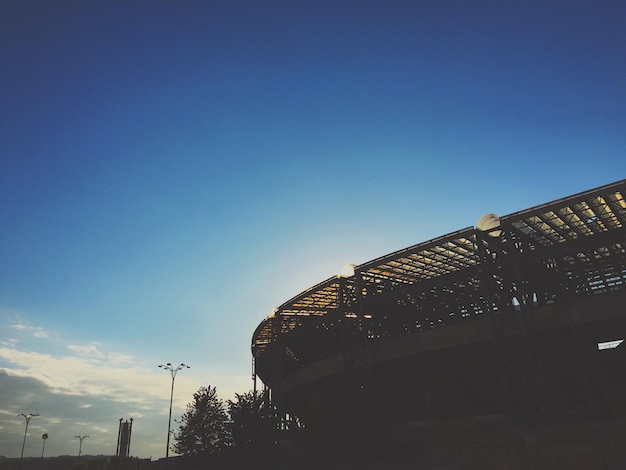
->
251, 179, 626, 389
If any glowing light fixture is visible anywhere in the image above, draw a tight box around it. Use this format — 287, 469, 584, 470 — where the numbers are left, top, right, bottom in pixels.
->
338, 263, 355, 278
477, 213, 502, 237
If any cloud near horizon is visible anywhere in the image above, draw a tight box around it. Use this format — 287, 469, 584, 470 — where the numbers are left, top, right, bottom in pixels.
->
0, 314, 248, 459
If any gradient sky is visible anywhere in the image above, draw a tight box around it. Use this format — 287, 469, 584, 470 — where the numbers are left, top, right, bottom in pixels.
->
1, 0, 625, 460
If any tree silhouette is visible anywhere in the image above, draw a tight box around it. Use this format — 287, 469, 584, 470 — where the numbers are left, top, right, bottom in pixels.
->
228, 389, 278, 456
172, 385, 231, 456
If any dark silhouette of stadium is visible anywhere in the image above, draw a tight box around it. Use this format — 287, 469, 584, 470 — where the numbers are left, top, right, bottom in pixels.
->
252, 179, 626, 467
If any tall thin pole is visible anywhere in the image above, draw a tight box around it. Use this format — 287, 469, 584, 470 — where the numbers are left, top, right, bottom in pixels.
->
127, 418, 133, 457
117, 418, 122, 456
158, 362, 190, 464
167, 373, 175, 458
18, 413, 38, 463
74, 435, 89, 457
41, 433, 48, 458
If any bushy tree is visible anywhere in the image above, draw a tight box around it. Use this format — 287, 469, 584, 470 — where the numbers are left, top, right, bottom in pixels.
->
172, 385, 231, 456
228, 390, 278, 455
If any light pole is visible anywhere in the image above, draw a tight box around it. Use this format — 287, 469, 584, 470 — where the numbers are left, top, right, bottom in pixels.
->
158, 362, 190, 463
74, 435, 89, 458
41, 433, 48, 458
18, 413, 38, 462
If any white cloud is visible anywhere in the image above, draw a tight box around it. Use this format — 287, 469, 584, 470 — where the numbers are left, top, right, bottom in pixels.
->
8, 319, 52, 339
108, 352, 134, 366
67, 343, 105, 358
0, 338, 200, 460
1, 338, 18, 348
0, 346, 171, 405
0, 313, 252, 459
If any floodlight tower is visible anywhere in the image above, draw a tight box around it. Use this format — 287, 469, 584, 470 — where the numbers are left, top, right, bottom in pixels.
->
18, 413, 39, 462
74, 435, 89, 457
117, 417, 133, 457
158, 362, 190, 463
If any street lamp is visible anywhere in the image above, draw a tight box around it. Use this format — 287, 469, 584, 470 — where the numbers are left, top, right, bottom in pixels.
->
74, 435, 89, 458
41, 433, 48, 458
18, 413, 38, 462
158, 362, 190, 462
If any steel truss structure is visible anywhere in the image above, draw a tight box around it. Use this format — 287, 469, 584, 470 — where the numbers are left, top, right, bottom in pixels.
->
252, 180, 626, 441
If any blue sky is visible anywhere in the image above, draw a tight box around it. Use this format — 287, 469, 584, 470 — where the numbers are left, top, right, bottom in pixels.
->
1, 0, 625, 460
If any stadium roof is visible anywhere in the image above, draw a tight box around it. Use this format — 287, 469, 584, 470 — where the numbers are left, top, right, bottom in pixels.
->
252, 179, 626, 357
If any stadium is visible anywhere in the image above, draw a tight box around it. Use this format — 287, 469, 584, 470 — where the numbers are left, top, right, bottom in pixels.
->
251, 180, 626, 467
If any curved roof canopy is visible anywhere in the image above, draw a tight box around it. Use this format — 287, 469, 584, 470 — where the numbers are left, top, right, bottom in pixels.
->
252, 180, 626, 360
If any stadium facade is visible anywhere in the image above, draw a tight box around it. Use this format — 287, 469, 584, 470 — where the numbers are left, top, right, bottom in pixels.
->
251, 180, 626, 466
